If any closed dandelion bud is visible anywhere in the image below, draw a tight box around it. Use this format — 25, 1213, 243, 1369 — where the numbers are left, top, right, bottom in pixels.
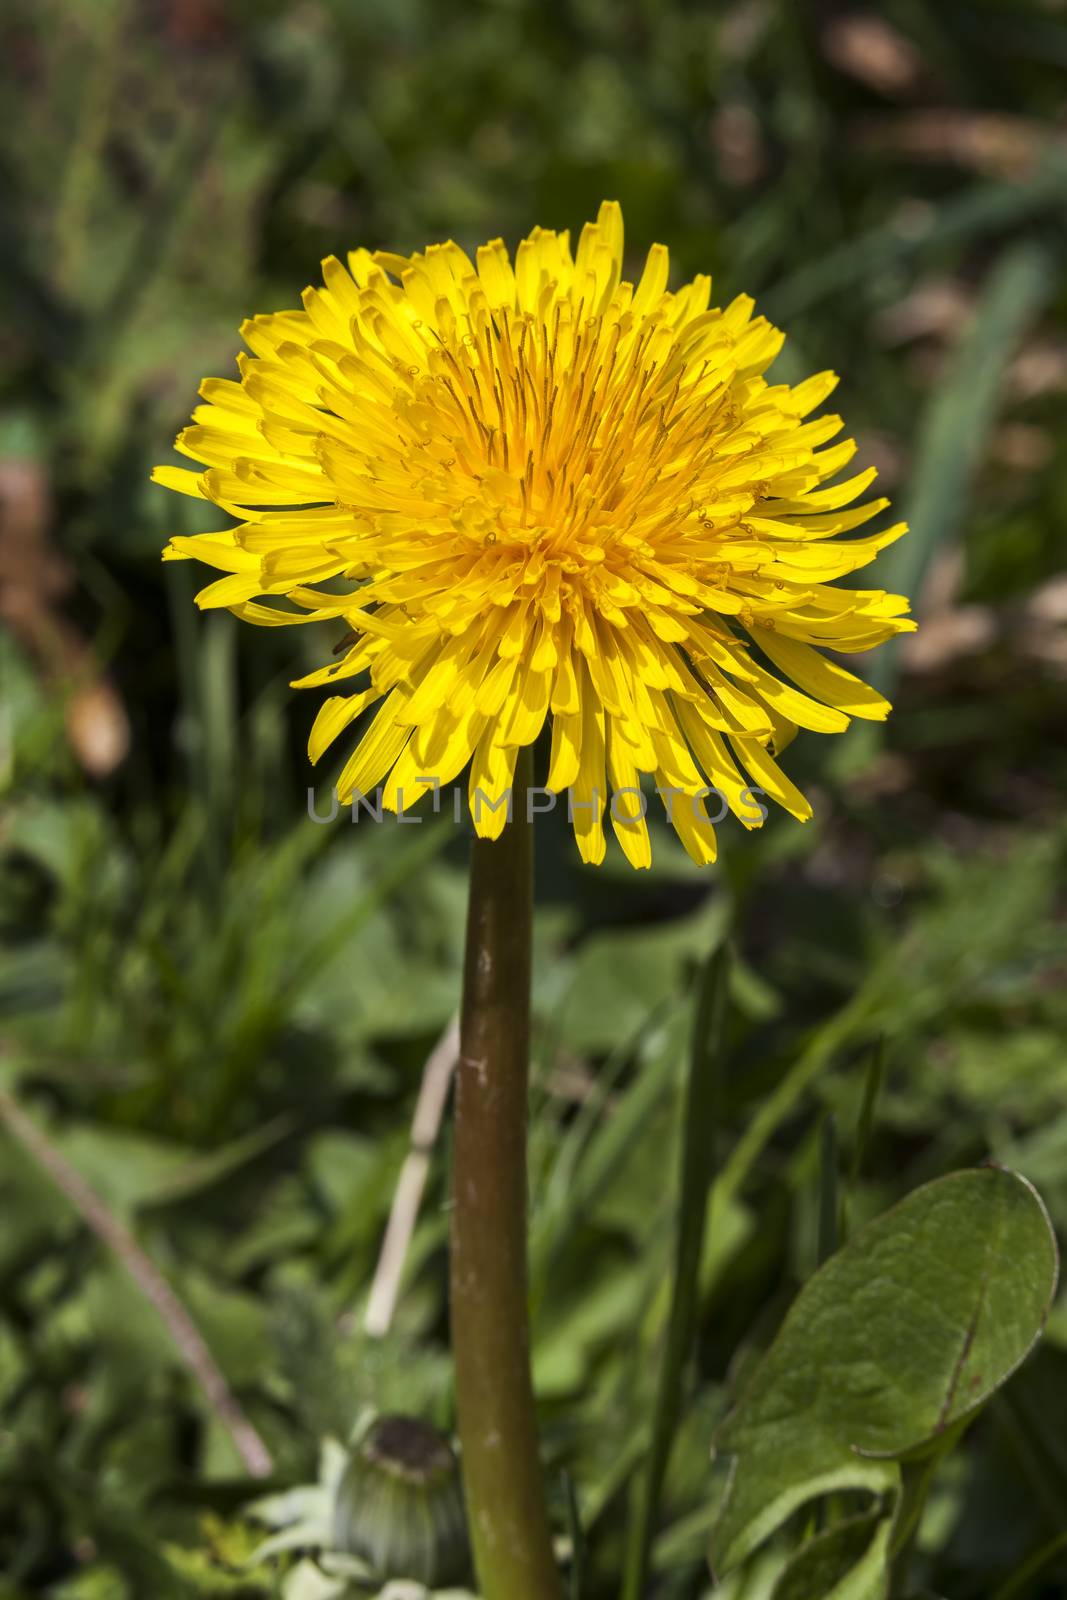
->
332, 1415, 470, 1587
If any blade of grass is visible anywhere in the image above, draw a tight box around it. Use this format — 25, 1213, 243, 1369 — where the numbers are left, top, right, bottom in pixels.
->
286, 817, 452, 1001
622, 943, 730, 1600
562, 1471, 586, 1600
714, 990, 870, 1218
766, 157, 1066, 319
993, 1385, 1067, 1535
95, 83, 231, 346
531, 998, 681, 1281
530, 999, 687, 1305
835, 237, 1054, 780
873, 240, 1054, 692
990, 1530, 1067, 1600
848, 1039, 885, 1192
842, 1039, 885, 1242
53, 0, 126, 297
814, 1114, 840, 1534
817, 1113, 839, 1269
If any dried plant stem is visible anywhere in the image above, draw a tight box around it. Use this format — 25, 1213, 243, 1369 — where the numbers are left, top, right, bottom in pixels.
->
0, 1085, 272, 1479
451, 746, 561, 1600
365, 1014, 459, 1338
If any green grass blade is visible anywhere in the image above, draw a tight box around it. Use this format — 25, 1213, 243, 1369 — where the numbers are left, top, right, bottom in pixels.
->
872, 241, 1055, 693
767, 157, 1067, 319
622, 942, 730, 1600
817, 1114, 839, 1270
990, 1529, 1067, 1600
848, 1039, 885, 1193
562, 1471, 586, 1600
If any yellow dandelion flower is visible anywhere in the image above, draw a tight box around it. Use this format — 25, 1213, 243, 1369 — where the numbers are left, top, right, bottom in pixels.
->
156, 201, 913, 869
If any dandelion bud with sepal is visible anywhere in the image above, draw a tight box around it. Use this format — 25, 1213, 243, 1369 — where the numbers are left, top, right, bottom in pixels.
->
332, 1414, 470, 1588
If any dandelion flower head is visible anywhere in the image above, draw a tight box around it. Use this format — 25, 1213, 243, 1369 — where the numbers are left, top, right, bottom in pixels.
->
157, 202, 913, 867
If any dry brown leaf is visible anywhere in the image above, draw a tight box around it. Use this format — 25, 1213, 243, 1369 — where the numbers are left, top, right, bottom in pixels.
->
823, 14, 925, 99
0, 455, 130, 776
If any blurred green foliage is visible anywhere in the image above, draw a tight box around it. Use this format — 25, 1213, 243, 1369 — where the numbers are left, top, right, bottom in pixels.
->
2, 0, 1067, 1595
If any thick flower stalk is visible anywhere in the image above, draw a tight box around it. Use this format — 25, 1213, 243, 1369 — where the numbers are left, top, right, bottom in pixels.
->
157, 201, 911, 868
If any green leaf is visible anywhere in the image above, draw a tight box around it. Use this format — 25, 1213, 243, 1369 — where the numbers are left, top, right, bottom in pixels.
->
772, 1512, 892, 1600
710, 1167, 1058, 1576
554, 898, 728, 1054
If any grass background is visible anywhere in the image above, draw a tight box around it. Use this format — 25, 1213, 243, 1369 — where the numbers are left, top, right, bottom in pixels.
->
2, 0, 1066, 1594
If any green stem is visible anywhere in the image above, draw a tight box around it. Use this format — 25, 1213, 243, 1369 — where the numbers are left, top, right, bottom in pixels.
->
888, 1428, 963, 1599
888, 1457, 934, 1598
451, 746, 561, 1600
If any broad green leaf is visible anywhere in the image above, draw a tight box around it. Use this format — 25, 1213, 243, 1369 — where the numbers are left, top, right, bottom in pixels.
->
711, 1168, 1058, 1575
771, 1513, 891, 1600
555, 898, 728, 1053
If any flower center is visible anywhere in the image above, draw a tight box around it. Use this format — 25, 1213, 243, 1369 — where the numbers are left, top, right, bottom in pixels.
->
375, 302, 731, 608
